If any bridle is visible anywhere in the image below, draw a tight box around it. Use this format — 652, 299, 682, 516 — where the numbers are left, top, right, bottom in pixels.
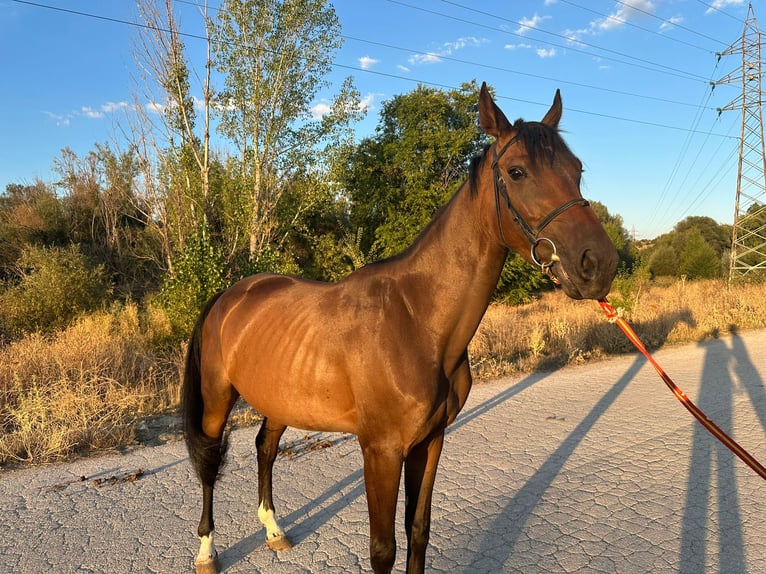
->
491, 134, 590, 279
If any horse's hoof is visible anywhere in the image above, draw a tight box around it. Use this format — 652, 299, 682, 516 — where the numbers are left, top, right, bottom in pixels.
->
194, 555, 220, 574
266, 533, 293, 551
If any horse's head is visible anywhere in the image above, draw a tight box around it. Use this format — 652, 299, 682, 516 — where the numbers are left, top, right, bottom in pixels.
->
478, 82, 618, 300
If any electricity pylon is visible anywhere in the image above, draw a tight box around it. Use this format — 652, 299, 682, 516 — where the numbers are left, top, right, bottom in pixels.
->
715, 3, 766, 279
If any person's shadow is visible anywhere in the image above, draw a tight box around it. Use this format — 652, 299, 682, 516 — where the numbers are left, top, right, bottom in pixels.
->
464, 308, 697, 572
679, 326, 766, 574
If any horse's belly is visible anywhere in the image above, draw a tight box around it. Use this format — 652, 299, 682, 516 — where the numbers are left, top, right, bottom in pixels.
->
229, 343, 358, 433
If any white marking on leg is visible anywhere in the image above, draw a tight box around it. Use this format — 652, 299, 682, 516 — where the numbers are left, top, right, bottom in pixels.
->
196, 532, 216, 563
258, 501, 286, 541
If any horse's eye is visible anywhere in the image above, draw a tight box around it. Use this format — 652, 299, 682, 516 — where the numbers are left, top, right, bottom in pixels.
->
508, 167, 526, 181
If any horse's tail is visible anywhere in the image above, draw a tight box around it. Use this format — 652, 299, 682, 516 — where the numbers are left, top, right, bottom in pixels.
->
182, 291, 229, 486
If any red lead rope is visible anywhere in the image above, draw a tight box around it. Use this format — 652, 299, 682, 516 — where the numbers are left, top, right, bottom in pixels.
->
598, 298, 766, 481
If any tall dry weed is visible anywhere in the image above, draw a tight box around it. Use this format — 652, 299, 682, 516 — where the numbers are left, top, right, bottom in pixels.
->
2, 278, 765, 466
0, 303, 183, 465
470, 278, 766, 379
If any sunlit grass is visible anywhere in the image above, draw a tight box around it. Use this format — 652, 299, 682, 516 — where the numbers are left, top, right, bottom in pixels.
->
2, 277, 765, 466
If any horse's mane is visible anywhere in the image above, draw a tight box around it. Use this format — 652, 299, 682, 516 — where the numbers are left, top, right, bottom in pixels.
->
469, 119, 574, 197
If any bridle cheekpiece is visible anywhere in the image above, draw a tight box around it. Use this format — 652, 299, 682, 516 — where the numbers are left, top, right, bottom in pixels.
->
491, 135, 590, 281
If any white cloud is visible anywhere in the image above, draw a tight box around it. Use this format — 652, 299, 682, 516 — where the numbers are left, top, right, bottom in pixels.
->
563, 27, 589, 44
407, 36, 488, 66
566, 0, 655, 41
359, 56, 378, 70
396, 64, 411, 73
101, 101, 130, 113
504, 42, 533, 50
43, 111, 71, 127
515, 13, 551, 35
43, 100, 132, 126
444, 37, 486, 51
408, 52, 442, 65
191, 96, 206, 112
600, 0, 655, 31
310, 101, 332, 119
310, 92, 378, 119
145, 97, 209, 115
660, 15, 684, 31
705, 0, 745, 14
81, 106, 104, 119
536, 47, 557, 58
358, 92, 376, 113
146, 101, 166, 115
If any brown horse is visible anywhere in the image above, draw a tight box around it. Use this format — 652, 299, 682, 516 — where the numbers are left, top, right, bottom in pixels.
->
183, 82, 618, 574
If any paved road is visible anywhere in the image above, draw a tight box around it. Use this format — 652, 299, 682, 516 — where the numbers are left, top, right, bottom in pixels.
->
3, 329, 766, 573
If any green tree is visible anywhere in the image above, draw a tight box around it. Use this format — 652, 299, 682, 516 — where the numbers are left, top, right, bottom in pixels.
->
679, 227, 720, 279
340, 82, 486, 257
647, 245, 677, 277
496, 255, 550, 304
644, 216, 730, 278
158, 227, 225, 335
590, 201, 635, 270
675, 216, 730, 257
211, 0, 362, 266
54, 146, 158, 299
337, 82, 560, 302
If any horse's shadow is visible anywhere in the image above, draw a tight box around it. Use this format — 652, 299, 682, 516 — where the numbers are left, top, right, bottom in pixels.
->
217, 371, 553, 571
461, 307, 699, 572
221, 307, 702, 572
219, 467, 366, 570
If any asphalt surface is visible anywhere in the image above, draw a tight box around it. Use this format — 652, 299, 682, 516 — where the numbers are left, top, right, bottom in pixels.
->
3, 329, 766, 573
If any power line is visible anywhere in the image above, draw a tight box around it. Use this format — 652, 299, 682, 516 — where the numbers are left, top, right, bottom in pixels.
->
610, 0, 731, 45
173, 0, 718, 111
8, 0, 741, 139
341, 34, 713, 110
647, 83, 718, 231
550, 0, 722, 52
424, 0, 712, 82
693, 0, 747, 22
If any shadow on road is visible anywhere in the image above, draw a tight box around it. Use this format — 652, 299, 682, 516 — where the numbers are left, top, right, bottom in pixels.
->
218, 370, 552, 571
448, 371, 551, 435
464, 354, 645, 573
679, 327, 766, 574
462, 309, 697, 572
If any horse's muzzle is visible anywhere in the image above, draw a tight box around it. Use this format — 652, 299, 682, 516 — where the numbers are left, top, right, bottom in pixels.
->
556, 244, 618, 300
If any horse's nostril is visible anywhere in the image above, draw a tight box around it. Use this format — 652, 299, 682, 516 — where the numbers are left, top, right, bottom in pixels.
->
581, 249, 597, 280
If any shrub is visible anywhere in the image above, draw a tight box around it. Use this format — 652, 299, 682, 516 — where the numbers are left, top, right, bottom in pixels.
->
495, 253, 551, 304
0, 244, 109, 339
679, 228, 722, 279
158, 230, 226, 338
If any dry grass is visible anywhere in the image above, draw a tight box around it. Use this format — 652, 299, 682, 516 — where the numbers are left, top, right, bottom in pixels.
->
2, 277, 765, 466
0, 304, 184, 466
470, 277, 766, 379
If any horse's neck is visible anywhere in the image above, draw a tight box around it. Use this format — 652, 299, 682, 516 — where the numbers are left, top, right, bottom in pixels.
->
396, 182, 507, 364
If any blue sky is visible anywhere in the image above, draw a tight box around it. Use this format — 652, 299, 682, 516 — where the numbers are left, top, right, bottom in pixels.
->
0, 0, 756, 239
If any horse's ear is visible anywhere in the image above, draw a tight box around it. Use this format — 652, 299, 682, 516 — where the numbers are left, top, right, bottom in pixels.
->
541, 89, 563, 128
479, 81, 511, 138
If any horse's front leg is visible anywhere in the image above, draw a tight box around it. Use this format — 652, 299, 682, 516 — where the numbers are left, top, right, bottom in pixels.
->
255, 418, 292, 550
403, 431, 445, 574
361, 441, 404, 574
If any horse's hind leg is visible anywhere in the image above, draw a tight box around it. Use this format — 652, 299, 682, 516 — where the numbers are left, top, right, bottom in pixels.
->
255, 418, 292, 550
189, 385, 239, 574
